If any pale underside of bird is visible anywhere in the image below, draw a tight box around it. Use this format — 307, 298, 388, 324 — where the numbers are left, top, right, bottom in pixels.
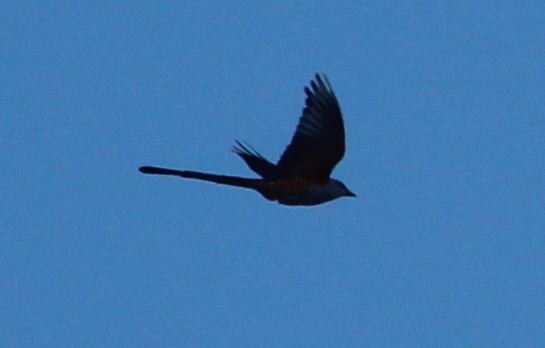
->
139, 74, 355, 206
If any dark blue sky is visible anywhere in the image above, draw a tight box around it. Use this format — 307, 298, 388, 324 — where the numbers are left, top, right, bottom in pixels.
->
3, 2, 545, 346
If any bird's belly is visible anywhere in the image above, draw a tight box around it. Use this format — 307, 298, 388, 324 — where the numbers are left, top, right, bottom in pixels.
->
271, 177, 315, 194
263, 178, 338, 206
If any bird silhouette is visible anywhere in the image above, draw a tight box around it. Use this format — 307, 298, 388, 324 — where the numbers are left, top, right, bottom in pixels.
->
139, 74, 355, 206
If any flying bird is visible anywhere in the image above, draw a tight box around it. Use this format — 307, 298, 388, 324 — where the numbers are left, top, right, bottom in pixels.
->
139, 74, 355, 206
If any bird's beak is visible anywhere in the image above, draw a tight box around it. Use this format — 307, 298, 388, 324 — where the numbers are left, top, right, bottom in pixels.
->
346, 191, 356, 197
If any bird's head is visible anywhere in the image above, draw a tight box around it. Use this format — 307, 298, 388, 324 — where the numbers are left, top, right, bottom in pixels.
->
329, 179, 356, 198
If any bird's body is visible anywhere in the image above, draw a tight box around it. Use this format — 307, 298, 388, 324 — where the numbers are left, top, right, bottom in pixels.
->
139, 74, 355, 206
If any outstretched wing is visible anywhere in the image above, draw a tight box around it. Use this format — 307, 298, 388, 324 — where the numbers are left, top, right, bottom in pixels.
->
233, 141, 277, 180
275, 74, 345, 183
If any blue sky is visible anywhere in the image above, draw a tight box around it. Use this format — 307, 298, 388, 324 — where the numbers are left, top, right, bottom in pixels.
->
3, 1, 545, 347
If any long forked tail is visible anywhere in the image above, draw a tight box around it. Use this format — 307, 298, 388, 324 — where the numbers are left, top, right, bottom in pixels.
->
139, 166, 264, 192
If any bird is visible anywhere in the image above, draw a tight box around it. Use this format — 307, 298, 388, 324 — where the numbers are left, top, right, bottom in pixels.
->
139, 74, 355, 206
